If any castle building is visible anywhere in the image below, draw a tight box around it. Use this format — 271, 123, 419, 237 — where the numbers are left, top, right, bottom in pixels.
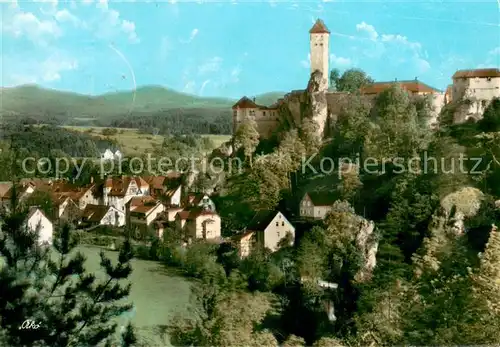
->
450, 68, 500, 120
232, 19, 486, 139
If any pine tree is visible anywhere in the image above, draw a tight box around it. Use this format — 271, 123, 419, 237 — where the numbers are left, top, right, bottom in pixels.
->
0, 207, 138, 347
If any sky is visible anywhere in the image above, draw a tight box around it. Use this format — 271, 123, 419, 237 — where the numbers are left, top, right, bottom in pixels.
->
1, 0, 499, 99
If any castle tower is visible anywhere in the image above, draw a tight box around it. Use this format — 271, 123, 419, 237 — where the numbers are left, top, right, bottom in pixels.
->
309, 19, 330, 92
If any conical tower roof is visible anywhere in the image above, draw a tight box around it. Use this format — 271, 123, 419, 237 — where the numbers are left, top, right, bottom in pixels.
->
309, 19, 330, 34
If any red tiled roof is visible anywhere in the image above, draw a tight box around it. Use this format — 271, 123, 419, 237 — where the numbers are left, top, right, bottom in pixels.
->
452, 68, 500, 79
82, 204, 110, 223
232, 96, 259, 109
360, 80, 441, 94
106, 176, 149, 197
310, 19, 330, 34
176, 210, 190, 220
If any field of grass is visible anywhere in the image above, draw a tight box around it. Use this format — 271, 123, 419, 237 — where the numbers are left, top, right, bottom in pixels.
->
62, 126, 231, 156
76, 245, 191, 346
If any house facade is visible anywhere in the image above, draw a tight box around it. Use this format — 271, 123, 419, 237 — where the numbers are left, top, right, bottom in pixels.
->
300, 192, 337, 219
81, 204, 125, 227
184, 207, 221, 240
104, 176, 149, 212
26, 207, 53, 245
129, 202, 165, 228
242, 210, 295, 254
451, 68, 500, 120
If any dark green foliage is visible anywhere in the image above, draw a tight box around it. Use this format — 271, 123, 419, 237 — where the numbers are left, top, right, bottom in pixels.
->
0, 208, 138, 346
478, 97, 500, 132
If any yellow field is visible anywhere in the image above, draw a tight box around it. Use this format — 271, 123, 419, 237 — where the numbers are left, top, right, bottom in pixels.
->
61, 126, 231, 156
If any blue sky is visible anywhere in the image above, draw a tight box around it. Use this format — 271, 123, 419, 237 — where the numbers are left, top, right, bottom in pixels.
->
1, 0, 499, 99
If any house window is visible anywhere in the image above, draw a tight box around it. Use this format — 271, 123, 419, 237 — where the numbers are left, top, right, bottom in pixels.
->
487, 77, 492, 82
277, 231, 281, 238
263, 111, 266, 116
276, 222, 279, 227
481, 100, 487, 108
281, 221, 284, 226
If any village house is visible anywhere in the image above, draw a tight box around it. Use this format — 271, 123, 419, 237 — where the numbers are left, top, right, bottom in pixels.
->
232, 230, 256, 258
300, 192, 337, 219
126, 196, 165, 232
81, 204, 125, 227
25, 206, 54, 245
144, 173, 183, 206
178, 206, 221, 241
0, 181, 36, 211
184, 193, 216, 212
103, 176, 149, 212
162, 206, 184, 222
450, 68, 500, 120
51, 194, 81, 223
234, 210, 295, 257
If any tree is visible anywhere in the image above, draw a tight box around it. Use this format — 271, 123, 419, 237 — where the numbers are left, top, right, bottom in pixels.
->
478, 97, 500, 132
234, 119, 260, 168
0, 208, 138, 346
336, 69, 374, 93
364, 84, 427, 161
329, 69, 341, 91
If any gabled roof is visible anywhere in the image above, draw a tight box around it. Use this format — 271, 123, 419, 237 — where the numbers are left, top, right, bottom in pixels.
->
452, 68, 500, 79
232, 96, 259, 109
246, 210, 280, 232
82, 204, 111, 223
187, 206, 218, 220
130, 202, 161, 215
143, 173, 182, 190
185, 193, 210, 206
176, 210, 190, 220
305, 192, 337, 207
106, 176, 149, 197
27, 206, 49, 221
309, 19, 330, 34
360, 80, 441, 94
0, 182, 13, 198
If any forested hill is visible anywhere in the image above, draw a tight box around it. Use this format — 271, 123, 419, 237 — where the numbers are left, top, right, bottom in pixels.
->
0, 85, 285, 134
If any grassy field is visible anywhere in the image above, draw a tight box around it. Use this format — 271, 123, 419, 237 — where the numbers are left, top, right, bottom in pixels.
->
76, 245, 191, 346
62, 125, 231, 156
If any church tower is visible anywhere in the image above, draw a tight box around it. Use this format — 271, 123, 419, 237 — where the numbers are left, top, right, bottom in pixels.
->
309, 19, 330, 92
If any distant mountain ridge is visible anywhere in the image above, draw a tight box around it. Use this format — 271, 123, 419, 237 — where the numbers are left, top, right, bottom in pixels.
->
0, 84, 286, 121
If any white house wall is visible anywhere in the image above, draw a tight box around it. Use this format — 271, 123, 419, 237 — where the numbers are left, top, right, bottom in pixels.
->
27, 210, 53, 245
262, 212, 295, 252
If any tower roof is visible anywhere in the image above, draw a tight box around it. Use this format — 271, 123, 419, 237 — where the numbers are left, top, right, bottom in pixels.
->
309, 19, 330, 34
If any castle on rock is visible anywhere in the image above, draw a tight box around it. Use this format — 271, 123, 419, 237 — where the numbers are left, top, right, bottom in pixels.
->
232, 19, 500, 139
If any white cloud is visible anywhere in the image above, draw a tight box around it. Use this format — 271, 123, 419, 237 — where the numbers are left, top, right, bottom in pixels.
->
121, 20, 139, 43
93, 4, 140, 44
180, 28, 199, 44
489, 47, 500, 56
3, 10, 62, 44
198, 57, 223, 74
55, 9, 80, 26
356, 21, 378, 40
330, 54, 351, 67
352, 21, 430, 72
